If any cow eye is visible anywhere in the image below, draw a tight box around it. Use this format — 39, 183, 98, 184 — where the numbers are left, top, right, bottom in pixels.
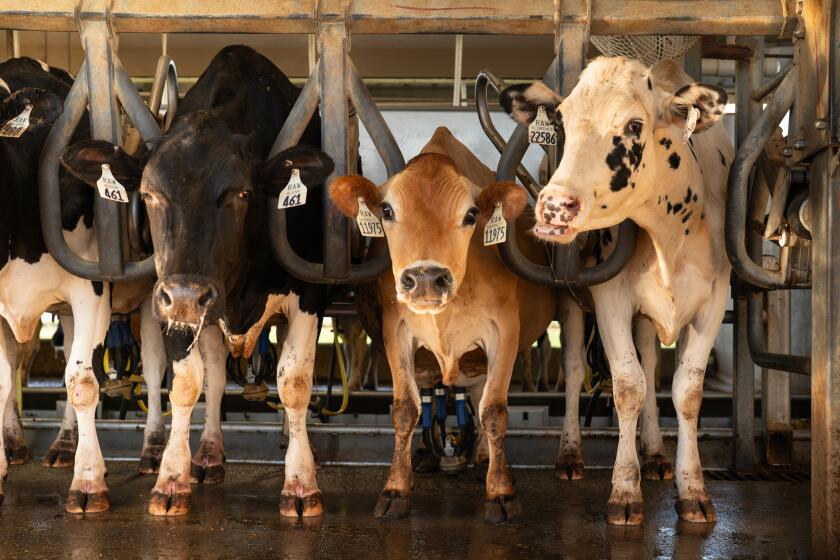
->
625, 120, 643, 136
238, 190, 252, 200
381, 203, 394, 221
463, 207, 479, 226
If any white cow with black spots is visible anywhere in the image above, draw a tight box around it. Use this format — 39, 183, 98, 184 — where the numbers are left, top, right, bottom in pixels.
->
502, 58, 732, 525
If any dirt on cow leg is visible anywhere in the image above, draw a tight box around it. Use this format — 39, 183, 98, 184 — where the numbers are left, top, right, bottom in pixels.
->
481, 401, 521, 524
4, 425, 29, 465
138, 430, 166, 475
375, 398, 418, 520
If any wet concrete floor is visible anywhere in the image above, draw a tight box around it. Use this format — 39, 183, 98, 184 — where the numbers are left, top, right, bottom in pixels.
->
0, 462, 808, 560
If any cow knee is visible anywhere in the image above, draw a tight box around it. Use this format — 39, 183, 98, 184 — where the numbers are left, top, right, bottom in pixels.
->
391, 399, 419, 436
170, 373, 200, 408
612, 374, 645, 417
480, 402, 508, 444
278, 369, 312, 410
67, 370, 99, 409
672, 367, 704, 422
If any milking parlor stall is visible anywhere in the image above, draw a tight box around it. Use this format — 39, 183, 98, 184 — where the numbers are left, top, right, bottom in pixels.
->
0, 0, 837, 558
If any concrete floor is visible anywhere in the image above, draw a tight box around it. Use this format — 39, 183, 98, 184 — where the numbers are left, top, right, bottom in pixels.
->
0, 462, 808, 560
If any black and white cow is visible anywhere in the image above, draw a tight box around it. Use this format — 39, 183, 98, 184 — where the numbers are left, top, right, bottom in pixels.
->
0, 57, 227, 512
62, 46, 335, 517
503, 58, 732, 525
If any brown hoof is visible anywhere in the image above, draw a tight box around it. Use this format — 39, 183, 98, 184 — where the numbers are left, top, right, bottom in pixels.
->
148, 490, 190, 516
138, 451, 162, 475
7, 444, 29, 465
607, 498, 644, 526
676, 497, 717, 523
555, 455, 585, 481
66, 490, 110, 514
279, 491, 324, 518
190, 461, 225, 485
641, 455, 674, 481
485, 494, 522, 524
42, 445, 75, 468
373, 490, 411, 520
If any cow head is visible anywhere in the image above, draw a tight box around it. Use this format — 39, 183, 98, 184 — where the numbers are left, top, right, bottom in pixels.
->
330, 154, 525, 314
502, 57, 726, 243
61, 111, 333, 329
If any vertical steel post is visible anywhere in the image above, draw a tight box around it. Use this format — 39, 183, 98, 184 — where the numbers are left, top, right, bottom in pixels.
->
80, 17, 125, 280
318, 20, 350, 280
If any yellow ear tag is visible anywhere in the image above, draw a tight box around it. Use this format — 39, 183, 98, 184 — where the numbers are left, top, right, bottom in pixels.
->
483, 203, 507, 246
356, 197, 384, 238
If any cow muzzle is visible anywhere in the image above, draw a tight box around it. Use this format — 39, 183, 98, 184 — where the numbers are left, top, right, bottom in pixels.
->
154, 275, 219, 327
398, 264, 454, 313
534, 189, 582, 241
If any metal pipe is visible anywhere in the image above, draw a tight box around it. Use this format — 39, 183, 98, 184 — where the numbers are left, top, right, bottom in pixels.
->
725, 65, 799, 290
751, 63, 794, 102
269, 61, 320, 157
748, 290, 810, 374
113, 58, 161, 143
148, 54, 178, 131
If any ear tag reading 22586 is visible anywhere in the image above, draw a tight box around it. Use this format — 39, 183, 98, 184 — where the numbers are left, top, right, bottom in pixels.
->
356, 197, 384, 238
0, 104, 32, 138
277, 168, 307, 209
528, 105, 557, 146
96, 164, 128, 203
483, 203, 507, 246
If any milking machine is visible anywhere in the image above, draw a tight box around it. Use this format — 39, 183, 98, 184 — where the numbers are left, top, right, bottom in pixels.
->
417, 383, 477, 474
93, 314, 147, 419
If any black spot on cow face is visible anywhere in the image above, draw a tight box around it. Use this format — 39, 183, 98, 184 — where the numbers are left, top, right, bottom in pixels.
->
681, 210, 693, 223
671, 202, 683, 214
668, 152, 681, 170
659, 137, 672, 150
605, 136, 645, 192
647, 77, 652, 91
684, 228, 690, 236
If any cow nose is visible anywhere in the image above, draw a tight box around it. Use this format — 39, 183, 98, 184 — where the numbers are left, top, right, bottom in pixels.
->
155, 277, 218, 324
400, 266, 453, 299
537, 192, 581, 226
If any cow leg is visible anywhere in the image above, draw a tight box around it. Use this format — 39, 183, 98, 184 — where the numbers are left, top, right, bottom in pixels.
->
556, 297, 585, 480
468, 379, 489, 465
636, 317, 672, 481
0, 324, 12, 504
592, 295, 645, 526
138, 296, 167, 474
65, 285, 112, 513
149, 331, 204, 516
277, 304, 321, 517
43, 314, 78, 468
481, 331, 521, 524
2, 320, 29, 465
375, 327, 419, 520
191, 326, 226, 485
345, 318, 368, 391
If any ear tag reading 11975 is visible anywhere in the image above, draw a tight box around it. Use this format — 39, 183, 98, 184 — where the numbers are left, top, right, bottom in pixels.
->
528, 105, 557, 146
483, 203, 507, 246
356, 197, 384, 238
96, 164, 128, 203
682, 106, 700, 144
0, 104, 32, 138
277, 168, 308, 209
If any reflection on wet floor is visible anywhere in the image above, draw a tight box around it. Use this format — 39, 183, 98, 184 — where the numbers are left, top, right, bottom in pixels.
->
0, 463, 808, 560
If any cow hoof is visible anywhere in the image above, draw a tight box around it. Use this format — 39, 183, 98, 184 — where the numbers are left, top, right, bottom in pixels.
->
555, 455, 585, 480
412, 447, 439, 474
6, 443, 29, 465
641, 455, 674, 481
138, 446, 164, 475
66, 490, 110, 514
279, 491, 324, 518
374, 490, 411, 520
190, 461, 225, 485
42, 445, 75, 468
485, 495, 523, 524
607, 497, 644, 526
676, 498, 717, 523
148, 490, 190, 516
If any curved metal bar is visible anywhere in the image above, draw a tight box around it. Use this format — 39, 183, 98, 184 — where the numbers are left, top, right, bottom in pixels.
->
748, 291, 811, 374
725, 65, 798, 289
348, 60, 404, 178
751, 62, 793, 102
475, 69, 540, 197
113, 58, 161, 143
148, 54, 178, 132
269, 61, 320, 157
38, 66, 155, 280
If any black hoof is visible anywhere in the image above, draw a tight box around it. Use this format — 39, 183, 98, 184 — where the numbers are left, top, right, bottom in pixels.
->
485, 495, 523, 524
374, 490, 411, 520
279, 491, 324, 517
554, 455, 585, 481
607, 499, 644, 526
148, 490, 190, 516
641, 455, 674, 481
66, 489, 110, 513
190, 462, 225, 485
676, 497, 717, 523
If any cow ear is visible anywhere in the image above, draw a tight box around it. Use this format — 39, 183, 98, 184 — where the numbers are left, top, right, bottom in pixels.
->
60, 139, 143, 189
256, 145, 334, 195
0, 87, 64, 134
329, 175, 383, 218
475, 181, 527, 221
500, 81, 563, 126
660, 83, 727, 133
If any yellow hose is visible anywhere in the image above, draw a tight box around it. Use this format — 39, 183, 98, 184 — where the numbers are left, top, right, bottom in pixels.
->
319, 332, 349, 416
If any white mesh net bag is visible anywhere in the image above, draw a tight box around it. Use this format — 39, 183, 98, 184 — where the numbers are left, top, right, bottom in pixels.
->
590, 35, 699, 67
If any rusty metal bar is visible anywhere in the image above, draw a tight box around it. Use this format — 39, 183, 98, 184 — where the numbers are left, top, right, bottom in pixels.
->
0, 1, 789, 35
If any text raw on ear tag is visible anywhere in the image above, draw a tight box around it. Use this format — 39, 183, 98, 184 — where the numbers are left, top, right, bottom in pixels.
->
356, 197, 384, 238
483, 203, 507, 246
277, 168, 308, 209
528, 105, 557, 146
682, 106, 700, 143
0, 104, 32, 138
96, 164, 128, 203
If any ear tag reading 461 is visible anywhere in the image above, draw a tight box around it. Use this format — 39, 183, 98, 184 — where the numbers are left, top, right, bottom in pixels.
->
356, 197, 384, 238
0, 104, 32, 138
96, 164, 128, 203
528, 105, 557, 146
277, 168, 307, 209
483, 203, 507, 246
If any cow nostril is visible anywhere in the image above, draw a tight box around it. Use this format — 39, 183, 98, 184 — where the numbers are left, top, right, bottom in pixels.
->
401, 273, 416, 291
435, 272, 452, 291
197, 287, 216, 308
565, 200, 580, 212
160, 289, 172, 307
